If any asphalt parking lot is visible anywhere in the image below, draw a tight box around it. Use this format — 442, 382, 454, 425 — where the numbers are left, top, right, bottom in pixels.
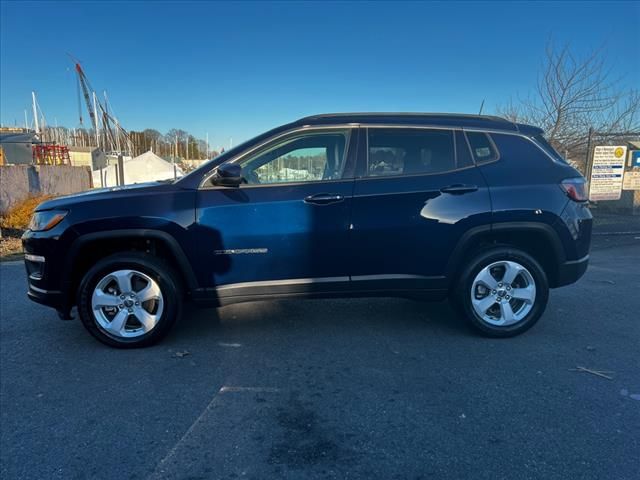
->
1, 236, 639, 480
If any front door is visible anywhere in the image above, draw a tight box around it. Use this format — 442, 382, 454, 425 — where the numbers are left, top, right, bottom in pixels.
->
196, 128, 357, 298
349, 127, 492, 292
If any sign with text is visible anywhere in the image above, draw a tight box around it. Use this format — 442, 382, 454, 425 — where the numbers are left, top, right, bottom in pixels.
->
589, 146, 627, 201
622, 170, 640, 190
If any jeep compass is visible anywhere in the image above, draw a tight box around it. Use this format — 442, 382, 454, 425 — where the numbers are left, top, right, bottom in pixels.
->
22, 113, 592, 348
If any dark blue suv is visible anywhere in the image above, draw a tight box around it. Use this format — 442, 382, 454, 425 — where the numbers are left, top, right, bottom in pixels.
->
22, 113, 592, 347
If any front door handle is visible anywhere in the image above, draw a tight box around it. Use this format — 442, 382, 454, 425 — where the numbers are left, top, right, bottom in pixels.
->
304, 193, 345, 205
440, 184, 478, 194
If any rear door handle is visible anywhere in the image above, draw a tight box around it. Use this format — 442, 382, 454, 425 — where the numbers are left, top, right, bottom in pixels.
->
440, 184, 478, 194
304, 193, 345, 205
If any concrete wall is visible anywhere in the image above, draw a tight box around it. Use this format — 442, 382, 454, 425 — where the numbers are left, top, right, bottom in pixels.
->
0, 165, 92, 214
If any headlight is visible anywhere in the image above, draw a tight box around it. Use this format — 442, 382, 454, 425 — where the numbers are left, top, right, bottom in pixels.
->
28, 210, 68, 232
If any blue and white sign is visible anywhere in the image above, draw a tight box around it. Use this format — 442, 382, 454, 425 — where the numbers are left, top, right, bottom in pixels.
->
589, 146, 627, 201
631, 150, 640, 168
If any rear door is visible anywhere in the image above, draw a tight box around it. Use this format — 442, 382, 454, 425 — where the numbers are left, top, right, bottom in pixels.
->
349, 127, 492, 291
195, 128, 358, 297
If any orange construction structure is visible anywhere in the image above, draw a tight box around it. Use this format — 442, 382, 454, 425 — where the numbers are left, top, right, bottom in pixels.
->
32, 144, 71, 165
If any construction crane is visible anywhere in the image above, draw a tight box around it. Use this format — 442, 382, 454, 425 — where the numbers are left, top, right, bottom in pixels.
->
69, 55, 133, 155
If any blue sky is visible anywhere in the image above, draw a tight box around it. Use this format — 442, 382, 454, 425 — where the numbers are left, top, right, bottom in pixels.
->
1, 1, 638, 146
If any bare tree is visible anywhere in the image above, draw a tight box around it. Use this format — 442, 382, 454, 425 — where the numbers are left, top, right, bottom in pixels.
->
497, 40, 640, 164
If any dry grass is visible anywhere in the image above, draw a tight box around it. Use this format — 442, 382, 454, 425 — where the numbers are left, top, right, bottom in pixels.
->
0, 195, 52, 232
0, 237, 22, 260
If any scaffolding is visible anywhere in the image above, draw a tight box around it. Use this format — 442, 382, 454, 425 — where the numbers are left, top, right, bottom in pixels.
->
32, 144, 71, 165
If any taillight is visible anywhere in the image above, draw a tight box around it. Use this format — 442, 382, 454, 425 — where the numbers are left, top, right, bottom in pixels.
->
560, 178, 588, 202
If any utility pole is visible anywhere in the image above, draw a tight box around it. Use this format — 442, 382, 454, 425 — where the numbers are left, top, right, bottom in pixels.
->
31, 92, 39, 134
117, 154, 125, 186
92, 92, 100, 148
585, 127, 594, 182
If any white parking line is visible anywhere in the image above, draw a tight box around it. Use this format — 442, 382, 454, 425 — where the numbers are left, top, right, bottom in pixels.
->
147, 385, 278, 479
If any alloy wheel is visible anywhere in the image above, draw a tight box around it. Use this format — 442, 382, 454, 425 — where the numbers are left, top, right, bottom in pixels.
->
470, 260, 536, 326
91, 269, 164, 338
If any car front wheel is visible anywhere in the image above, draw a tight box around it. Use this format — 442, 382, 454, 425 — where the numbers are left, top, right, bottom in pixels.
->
77, 252, 182, 348
454, 247, 549, 337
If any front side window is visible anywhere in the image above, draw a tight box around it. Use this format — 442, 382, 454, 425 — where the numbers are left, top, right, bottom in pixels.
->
239, 130, 350, 185
367, 128, 456, 177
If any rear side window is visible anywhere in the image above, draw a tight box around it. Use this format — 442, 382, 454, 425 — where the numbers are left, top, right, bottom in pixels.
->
367, 128, 455, 177
465, 131, 499, 163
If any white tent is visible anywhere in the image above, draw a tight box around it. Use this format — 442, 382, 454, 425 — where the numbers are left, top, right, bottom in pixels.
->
92, 150, 184, 187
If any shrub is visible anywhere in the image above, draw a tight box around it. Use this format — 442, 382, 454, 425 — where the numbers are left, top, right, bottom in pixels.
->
0, 195, 52, 232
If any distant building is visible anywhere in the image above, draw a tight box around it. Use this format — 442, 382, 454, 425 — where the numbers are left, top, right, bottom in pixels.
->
67, 146, 108, 170
0, 130, 38, 164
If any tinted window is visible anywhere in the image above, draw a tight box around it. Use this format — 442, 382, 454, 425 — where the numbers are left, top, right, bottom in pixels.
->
367, 128, 455, 177
532, 134, 568, 164
466, 131, 498, 163
490, 133, 551, 172
455, 131, 474, 168
240, 131, 349, 185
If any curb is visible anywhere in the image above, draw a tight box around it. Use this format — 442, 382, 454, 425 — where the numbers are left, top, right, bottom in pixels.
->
0, 260, 23, 266
592, 231, 640, 236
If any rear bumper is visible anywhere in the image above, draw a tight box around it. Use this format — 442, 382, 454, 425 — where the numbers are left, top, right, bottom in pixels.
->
555, 254, 589, 288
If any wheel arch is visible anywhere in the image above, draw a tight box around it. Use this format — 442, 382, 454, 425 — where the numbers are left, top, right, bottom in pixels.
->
62, 229, 199, 305
446, 222, 566, 288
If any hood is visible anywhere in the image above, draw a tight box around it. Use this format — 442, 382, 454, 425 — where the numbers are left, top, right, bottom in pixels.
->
35, 181, 177, 211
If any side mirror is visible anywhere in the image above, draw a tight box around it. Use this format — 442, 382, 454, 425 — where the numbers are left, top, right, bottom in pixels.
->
213, 163, 243, 187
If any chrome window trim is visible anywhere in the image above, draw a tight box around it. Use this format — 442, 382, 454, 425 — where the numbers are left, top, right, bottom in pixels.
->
463, 127, 562, 166
199, 122, 555, 188
529, 135, 569, 165
199, 124, 358, 188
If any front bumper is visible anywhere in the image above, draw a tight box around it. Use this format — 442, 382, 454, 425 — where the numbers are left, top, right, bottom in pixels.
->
555, 254, 589, 287
22, 230, 74, 319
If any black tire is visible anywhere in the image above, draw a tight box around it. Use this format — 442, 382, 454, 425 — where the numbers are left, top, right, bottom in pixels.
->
453, 247, 549, 337
77, 252, 182, 348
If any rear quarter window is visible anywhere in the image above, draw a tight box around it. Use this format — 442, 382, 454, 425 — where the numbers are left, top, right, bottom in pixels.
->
532, 134, 569, 164
489, 133, 551, 170
465, 131, 499, 163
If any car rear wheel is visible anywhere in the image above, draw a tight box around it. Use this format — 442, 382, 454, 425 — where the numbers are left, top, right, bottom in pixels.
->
77, 252, 181, 348
454, 247, 549, 337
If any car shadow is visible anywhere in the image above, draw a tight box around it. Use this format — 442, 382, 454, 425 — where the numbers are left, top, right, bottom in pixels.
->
168, 297, 471, 345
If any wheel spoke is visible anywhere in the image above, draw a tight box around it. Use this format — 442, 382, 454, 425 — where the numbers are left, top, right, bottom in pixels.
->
133, 307, 157, 332
475, 268, 498, 289
92, 268, 165, 339
92, 289, 121, 308
511, 286, 535, 304
137, 282, 161, 303
502, 262, 522, 285
110, 271, 132, 294
499, 301, 515, 324
472, 295, 496, 315
107, 309, 129, 335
